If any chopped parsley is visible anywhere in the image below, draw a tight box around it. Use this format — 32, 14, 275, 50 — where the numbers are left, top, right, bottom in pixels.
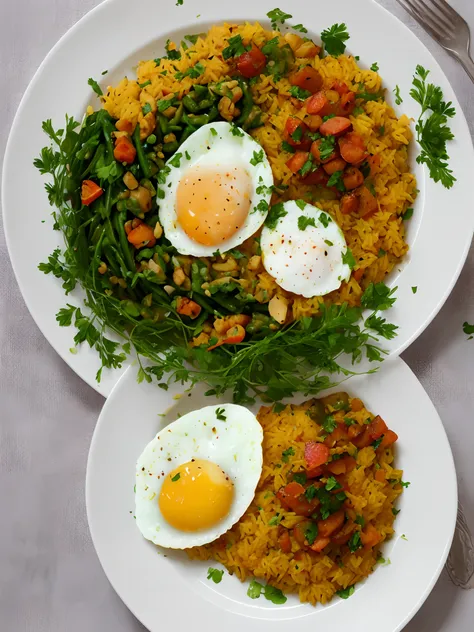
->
402, 207, 414, 220
321, 23, 350, 57
215, 407, 227, 421
355, 514, 365, 526
273, 402, 286, 413
318, 135, 336, 161
365, 314, 398, 340
412, 286, 418, 294
319, 212, 331, 228
207, 567, 224, 583
322, 414, 337, 433
165, 39, 181, 60
295, 199, 306, 210
348, 531, 362, 553
410, 64, 456, 188
289, 86, 312, 100
336, 585, 355, 599
290, 126, 303, 142
379, 125, 385, 136
230, 124, 244, 137
247, 580, 263, 599
392, 508, 401, 516
250, 149, 265, 166
253, 199, 269, 214
327, 170, 346, 192
281, 447, 295, 462
299, 155, 314, 177
268, 513, 282, 526
344, 417, 356, 426
184, 34, 200, 45
142, 102, 152, 115
325, 476, 342, 491
175, 62, 205, 80
293, 472, 307, 485
210, 127, 218, 136
222, 34, 249, 60
400, 480, 411, 488
394, 85, 403, 105
353, 106, 365, 116
171, 472, 181, 482
298, 215, 316, 231
247, 580, 287, 604
305, 484, 317, 501
378, 248, 386, 258
138, 80, 151, 89
281, 140, 295, 153
267, 8, 292, 30
370, 62, 379, 72
372, 436, 383, 449
342, 248, 356, 270
265, 202, 287, 229
361, 282, 397, 311
401, 534, 408, 541
292, 24, 308, 33
305, 522, 319, 546
87, 78, 103, 96
463, 322, 474, 339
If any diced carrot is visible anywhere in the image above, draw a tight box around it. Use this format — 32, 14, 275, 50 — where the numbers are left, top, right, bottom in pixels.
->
340, 191, 359, 215
290, 67, 324, 94
114, 136, 137, 164
331, 80, 349, 96
207, 324, 246, 352
176, 297, 202, 320
339, 137, 367, 164
379, 429, 398, 449
360, 523, 382, 548
284, 117, 311, 150
367, 153, 382, 175
81, 180, 103, 206
358, 185, 378, 217
310, 536, 331, 553
327, 455, 357, 476
311, 139, 337, 164
304, 442, 330, 469
351, 398, 364, 412
323, 157, 347, 175
353, 268, 364, 283
368, 415, 388, 440
319, 116, 352, 137
286, 151, 309, 173
317, 509, 345, 538
306, 91, 329, 115
375, 468, 386, 482
302, 167, 328, 186
277, 529, 292, 553
304, 114, 323, 132
127, 223, 156, 248
343, 167, 364, 190
277, 482, 318, 517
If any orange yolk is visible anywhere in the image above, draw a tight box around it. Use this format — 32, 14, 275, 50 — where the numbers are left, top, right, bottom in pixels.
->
159, 459, 234, 532
176, 165, 252, 246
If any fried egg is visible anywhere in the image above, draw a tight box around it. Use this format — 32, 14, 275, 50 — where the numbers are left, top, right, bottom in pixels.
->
135, 404, 263, 549
260, 200, 352, 298
158, 122, 273, 256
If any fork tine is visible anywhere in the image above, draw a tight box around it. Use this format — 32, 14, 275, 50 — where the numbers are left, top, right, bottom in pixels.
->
416, 0, 455, 34
430, 0, 461, 22
399, 0, 447, 39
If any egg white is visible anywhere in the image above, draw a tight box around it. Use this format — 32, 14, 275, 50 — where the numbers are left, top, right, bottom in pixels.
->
158, 122, 273, 256
261, 200, 352, 298
135, 404, 263, 549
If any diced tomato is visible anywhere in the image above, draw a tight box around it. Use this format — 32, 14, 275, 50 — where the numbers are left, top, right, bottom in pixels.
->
358, 185, 378, 217
338, 92, 356, 116
277, 482, 318, 517
317, 509, 345, 538
114, 136, 137, 164
81, 180, 103, 206
319, 116, 352, 137
343, 167, 364, 190
278, 529, 292, 553
351, 427, 372, 449
290, 66, 324, 94
351, 398, 364, 412
331, 80, 350, 96
306, 91, 329, 115
302, 167, 328, 186
327, 455, 357, 476
375, 468, 386, 482
353, 268, 364, 283
311, 139, 337, 164
310, 535, 331, 553
305, 465, 323, 478
176, 297, 202, 319
332, 520, 356, 545
340, 191, 359, 215
360, 523, 382, 548
379, 429, 398, 449
127, 223, 156, 249
237, 45, 266, 78
368, 415, 388, 440
323, 157, 347, 175
284, 117, 311, 150
347, 424, 363, 440
304, 442, 330, 469
286, 151, 309, 174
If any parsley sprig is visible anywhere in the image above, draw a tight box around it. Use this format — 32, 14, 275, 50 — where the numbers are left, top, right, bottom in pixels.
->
321, 23, 350, 57
410, 65, 456, 188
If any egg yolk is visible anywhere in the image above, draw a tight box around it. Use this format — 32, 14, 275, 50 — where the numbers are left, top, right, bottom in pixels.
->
176, 165, 252, 246
159, 459, 234, 532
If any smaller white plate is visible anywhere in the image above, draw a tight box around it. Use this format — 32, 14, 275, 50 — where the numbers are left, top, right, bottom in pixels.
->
86, 357, 457, 632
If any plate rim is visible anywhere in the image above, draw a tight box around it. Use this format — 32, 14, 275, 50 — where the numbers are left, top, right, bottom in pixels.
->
2, 0, 474, 398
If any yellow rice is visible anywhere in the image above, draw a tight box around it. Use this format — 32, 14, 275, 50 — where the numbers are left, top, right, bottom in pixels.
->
101, 22, 417, 319
187, 398, 403, 606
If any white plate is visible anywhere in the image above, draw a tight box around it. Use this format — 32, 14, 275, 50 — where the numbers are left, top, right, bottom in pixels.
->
3, 0, 474, 397
86, 356, 457, 632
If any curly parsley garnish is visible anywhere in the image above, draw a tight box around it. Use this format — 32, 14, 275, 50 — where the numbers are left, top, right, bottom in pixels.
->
267, 8, 292, 30
321, 23, 350, 57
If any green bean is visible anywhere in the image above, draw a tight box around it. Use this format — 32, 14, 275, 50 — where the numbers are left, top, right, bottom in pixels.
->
91, 224, 104, 246
210, 293, 244, 313
192, 292, 223, 315
169, 102, 184, 125
162, 140, 179, 153
182, 112, 210, 127
235, 80, 254, 128
180, 125, 196, 144
104, 217, 118, 247
80, 143, 104, 180
114, 211, 136, 273
142, 280, 171, 305
132, 125, 152, 179
169, 125, 183, 132
193, 84, 209, 99
182, 94, 201, 113
158, 113, 170, 135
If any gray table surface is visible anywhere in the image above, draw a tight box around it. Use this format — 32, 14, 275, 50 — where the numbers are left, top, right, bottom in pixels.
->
1, 0, 473, 629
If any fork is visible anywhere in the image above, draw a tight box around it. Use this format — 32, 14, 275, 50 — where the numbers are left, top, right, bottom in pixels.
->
397, 0, 474, 82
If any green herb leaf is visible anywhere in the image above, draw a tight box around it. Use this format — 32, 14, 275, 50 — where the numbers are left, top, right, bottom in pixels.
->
207, 567, 224, 583
370, 62, 379, 72
265, 202, 287, 229
322, 414, 337, 433
281, 140, 295, 153
282, 447, 295, 463
223, 34, 250, 60
400, 480, 411, 488
292, 24, 308, 33
267, 8, 292, 30
215, 407, 227, 421
393, 85, 403, 105
372, 436, 383, 449
365, 314, 398, 340
411, 286, 417, 294
268, 513, 282, 526
342, 248, 356, 270
299, 154, 314, 177
87, 78, 103, 96
321, 23, 350, 57
355, 514, 365, 526
168, 152, 183, 168
305, 484, 317, 501
230, 124, 245, 137
318, 135, 336, 161
319, 212, 331, 228
327, 170, 346, 192
361, 282, 397, 311
250, 149, 265, 166
325, 476, 342, 491
293, 472, 307, 485
289, 86, 312, 100
247, 580, 263, 599
171, 473, 181, 482
463, 322, 474, 339
402, 207, 414, 220
305, 522, 318, 545
298, 215, 316, 231
264, 584, 287, 604
348, 531, 363, 553
336, 585, 355, 599
165, 40, 181, 60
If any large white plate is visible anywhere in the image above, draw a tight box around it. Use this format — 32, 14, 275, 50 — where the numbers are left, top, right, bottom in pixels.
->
3, 0, 474, 397
86, 356, 457, 631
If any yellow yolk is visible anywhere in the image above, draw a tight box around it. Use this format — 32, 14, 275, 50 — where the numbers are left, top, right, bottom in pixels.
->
159, 459, 234, 532
176, 165, 252, 246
